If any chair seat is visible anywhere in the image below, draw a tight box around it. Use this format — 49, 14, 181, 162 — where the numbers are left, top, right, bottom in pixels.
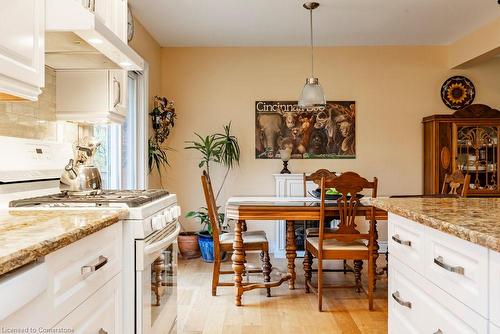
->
305, 227, 339, 237
219, 230, 268, 244
307, 237, 367, 251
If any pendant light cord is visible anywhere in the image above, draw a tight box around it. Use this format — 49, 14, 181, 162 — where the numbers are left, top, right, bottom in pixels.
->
309, 7, 314, 78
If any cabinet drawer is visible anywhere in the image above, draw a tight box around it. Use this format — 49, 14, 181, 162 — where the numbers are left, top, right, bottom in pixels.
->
390, 256, 488, 334
388, 256, 426, 334
388, 213, 425, 273
424, 226, 488, 317
53, 274, 122, 334
46, 222, 122, 320
490, 250, 500, 327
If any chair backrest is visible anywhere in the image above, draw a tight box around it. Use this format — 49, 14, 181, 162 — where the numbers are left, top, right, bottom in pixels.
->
303, 169, 337, 196
318, 171, 378, 253
201, 171, 221, 255
441, 171, 470, 197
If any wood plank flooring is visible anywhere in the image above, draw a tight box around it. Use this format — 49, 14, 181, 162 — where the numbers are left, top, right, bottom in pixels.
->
176, 253, 388, 334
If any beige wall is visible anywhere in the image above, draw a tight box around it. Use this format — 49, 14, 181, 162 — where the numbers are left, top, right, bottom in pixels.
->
128, 17, 163, 187
159, 46, 500, 247
448, 17, 500, 68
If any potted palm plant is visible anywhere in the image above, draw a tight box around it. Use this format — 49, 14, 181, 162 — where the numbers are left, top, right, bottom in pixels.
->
185, 122, 240, 262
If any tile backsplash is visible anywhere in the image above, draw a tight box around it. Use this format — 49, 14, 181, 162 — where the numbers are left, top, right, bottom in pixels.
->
0, 67, 79, 143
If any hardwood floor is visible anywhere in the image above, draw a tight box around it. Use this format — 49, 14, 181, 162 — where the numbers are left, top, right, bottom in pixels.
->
176, 253, 388, 334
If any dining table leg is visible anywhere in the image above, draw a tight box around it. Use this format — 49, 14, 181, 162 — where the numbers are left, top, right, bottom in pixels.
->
286, 220, 297, 290
232, 219, 246, 306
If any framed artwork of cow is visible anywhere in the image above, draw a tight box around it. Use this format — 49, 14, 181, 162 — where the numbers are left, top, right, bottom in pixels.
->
255, 100, 356, 159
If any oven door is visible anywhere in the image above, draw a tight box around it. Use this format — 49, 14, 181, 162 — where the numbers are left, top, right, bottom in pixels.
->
136, 222, 180, 334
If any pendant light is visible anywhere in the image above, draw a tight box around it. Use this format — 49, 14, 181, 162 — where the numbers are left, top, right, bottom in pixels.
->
298, 2, 326, 109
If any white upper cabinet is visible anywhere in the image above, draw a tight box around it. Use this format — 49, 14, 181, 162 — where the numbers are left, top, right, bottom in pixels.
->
0, 0, 45, 100
46, 0, 143, 71
56, 69, 127, 124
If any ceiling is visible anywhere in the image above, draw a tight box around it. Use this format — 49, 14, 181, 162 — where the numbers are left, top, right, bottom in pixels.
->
129, 0, 500, 47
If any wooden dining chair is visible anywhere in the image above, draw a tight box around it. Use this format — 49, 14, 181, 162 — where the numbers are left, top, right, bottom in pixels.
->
201, 171, 273, 297
441, 171, 470, 197
303, 169, 351, 275
304, 171, 378, 311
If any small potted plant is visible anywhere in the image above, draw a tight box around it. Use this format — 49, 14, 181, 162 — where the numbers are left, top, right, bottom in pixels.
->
184, 122, 240, 262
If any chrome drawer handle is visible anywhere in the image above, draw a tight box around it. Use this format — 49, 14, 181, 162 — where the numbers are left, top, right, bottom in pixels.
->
98, 329, 108, 334
81, 255, 108, 275
433, 330, 443, 334
433, 256, 464, 275
391, 291, 412, 309
391, 234, 411, 247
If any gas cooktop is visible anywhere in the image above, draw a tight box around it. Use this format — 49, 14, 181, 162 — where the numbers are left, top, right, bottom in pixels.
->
9, 189, 170, 208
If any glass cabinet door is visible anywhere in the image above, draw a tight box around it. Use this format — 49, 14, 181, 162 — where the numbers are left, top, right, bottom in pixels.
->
455, 125, 498, 193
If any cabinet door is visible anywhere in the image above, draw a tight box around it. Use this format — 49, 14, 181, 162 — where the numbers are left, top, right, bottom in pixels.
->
93, 0, 114, 30
0, 0, 44, 99
53, 275, 122, 334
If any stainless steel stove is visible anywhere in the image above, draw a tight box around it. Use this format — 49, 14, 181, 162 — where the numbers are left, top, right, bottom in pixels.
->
9, 189, 170, 208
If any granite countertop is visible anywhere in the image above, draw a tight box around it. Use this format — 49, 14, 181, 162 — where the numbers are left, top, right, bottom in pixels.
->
0, 209, 127, 276
371, 197, 500, 252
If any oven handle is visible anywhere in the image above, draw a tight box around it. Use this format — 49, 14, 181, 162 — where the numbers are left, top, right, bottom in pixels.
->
144, 222, 181, 256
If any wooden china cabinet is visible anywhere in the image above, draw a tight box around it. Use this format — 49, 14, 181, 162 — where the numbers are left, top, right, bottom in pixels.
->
423, 104, 500, 197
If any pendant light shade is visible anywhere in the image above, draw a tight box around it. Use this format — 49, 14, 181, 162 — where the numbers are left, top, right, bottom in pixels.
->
298, 77, 326, 108
298, 2, 326, 109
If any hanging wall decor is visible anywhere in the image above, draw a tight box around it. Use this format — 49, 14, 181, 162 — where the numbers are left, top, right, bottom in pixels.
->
440, 76, 476, 110
255, 101, 355, 159
150, 96, 177, 144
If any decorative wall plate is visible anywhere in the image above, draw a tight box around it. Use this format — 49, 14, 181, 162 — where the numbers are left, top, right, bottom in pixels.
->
440, 76, 475, 110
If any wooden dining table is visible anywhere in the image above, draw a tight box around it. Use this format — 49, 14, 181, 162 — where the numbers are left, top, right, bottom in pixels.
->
225, 196, 388, 306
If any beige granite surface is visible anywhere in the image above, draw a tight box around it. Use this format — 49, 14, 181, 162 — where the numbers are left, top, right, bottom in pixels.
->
371, 197, 500, 252
0, 209, 127, 276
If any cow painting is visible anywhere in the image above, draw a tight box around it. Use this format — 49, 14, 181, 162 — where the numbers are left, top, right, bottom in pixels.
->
255, 101, 356, 159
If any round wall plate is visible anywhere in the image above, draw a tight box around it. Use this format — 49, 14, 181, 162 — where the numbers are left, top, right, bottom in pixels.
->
440, 76, 475, 110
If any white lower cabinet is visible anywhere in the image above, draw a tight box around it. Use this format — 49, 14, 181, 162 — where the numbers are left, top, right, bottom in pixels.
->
388, 214, 495, 333
54, 274, 122, 334
390, 256, 488, 334
491, 250, 500, 327
0, 223, 123, 330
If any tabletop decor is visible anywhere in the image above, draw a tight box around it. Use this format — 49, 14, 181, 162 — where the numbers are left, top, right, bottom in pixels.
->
255, 100, 356, 159
279, 147, 292, 174
440, 76, 475, 110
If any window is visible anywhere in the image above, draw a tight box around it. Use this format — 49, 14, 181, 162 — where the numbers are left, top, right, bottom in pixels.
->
93, 70, 147, 190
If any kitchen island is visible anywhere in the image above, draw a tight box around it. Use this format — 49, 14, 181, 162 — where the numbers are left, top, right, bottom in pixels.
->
371, 197, 500, 334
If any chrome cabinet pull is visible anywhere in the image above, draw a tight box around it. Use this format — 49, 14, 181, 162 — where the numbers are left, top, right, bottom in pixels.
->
81, 255, 108, 275
433, 256, 464, 275
113, 77, 121, 108
391, 234, 411, 247
391, 291, 412, 309
98, 329, 108, 334
433, 330, 443, 334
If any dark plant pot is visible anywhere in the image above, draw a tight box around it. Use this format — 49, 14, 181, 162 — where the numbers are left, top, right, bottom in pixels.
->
177, 232, 201, 259
197, 231, 215, 262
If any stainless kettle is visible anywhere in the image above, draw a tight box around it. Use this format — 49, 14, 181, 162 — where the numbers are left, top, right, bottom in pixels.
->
60, 139, 103, 195
60, 159, 103, 195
